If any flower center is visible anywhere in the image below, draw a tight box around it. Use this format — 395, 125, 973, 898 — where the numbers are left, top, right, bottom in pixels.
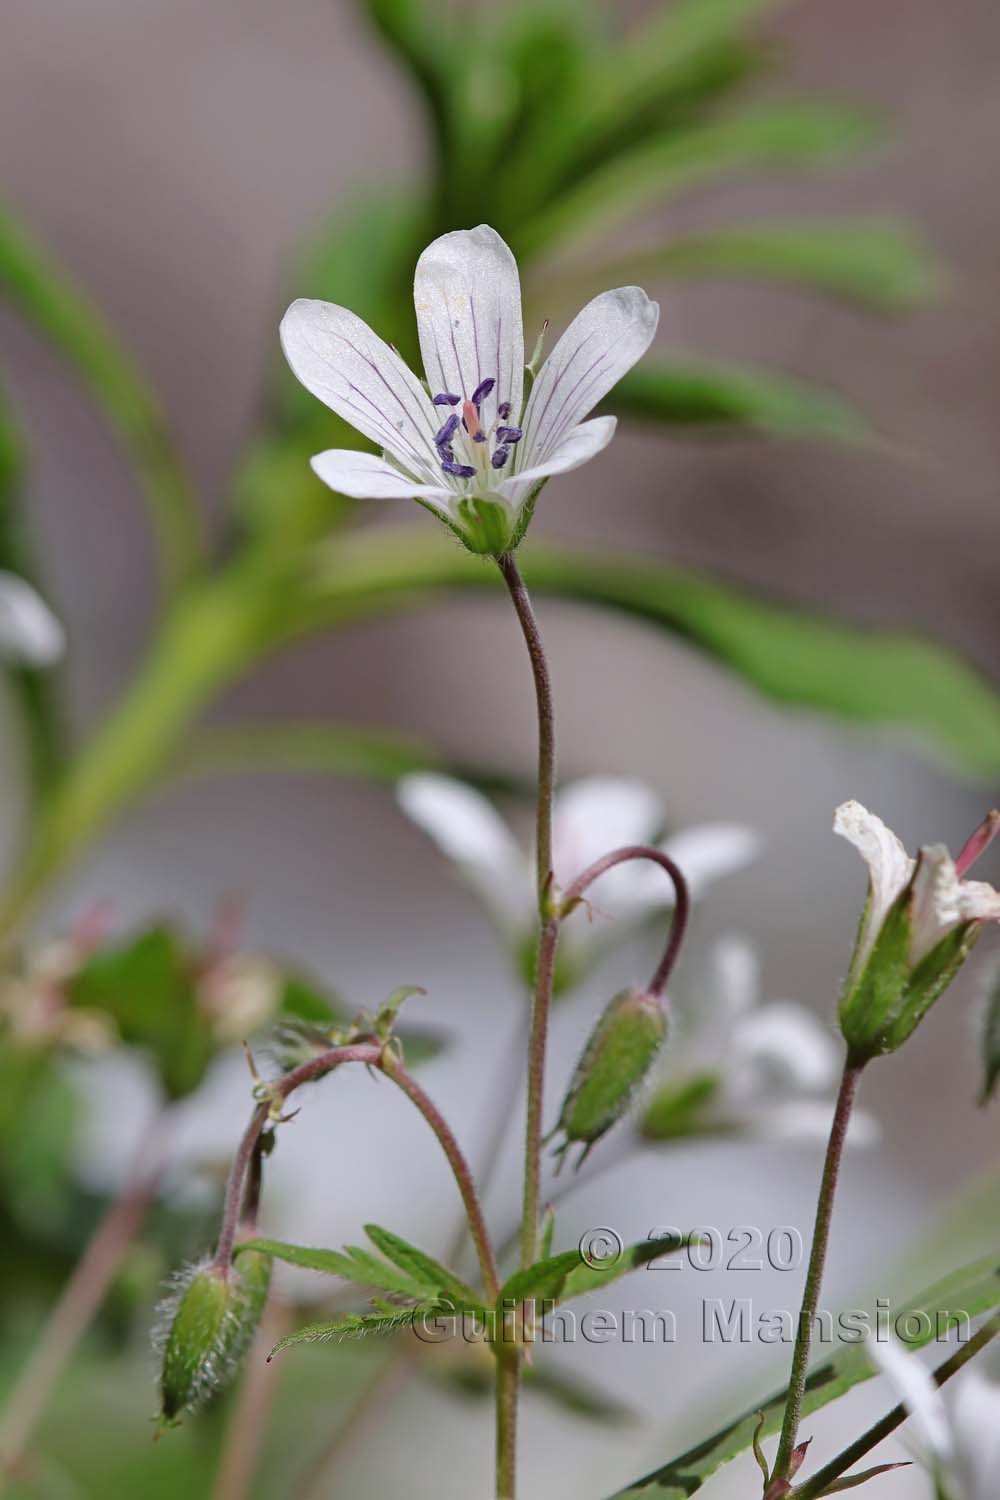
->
431, 378, 522, 483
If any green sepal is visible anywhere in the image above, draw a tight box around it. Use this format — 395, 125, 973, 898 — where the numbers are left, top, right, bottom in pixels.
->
837, 888, 912, 1060
454, 498, 513, 556
880, 923, 979, 1054
639, 1071, 724, 1141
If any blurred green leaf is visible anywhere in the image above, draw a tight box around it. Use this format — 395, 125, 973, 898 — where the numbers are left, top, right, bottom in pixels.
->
499, 1234, 686, 1309
0, 383, 64, 798
606, 1255, 1000, 1497
980, 963, 1000, 1105
586, 219, 943, 311
0, 203, 201, 593
609, 358, 872, 442
520, 101, 880, 255
307, 527, 1000, 779
0, 1045, 78, 1237
69, 926, 213, 1100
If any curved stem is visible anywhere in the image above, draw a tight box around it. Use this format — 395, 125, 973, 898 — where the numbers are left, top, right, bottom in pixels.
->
560, 844, 691, 996
772, 1059, 864, 1484
792, 1310, 1000, 1499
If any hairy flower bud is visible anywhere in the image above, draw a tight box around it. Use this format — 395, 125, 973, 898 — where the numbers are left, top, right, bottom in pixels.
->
551, 987, 667, 1166
155, 1249, 272, 1424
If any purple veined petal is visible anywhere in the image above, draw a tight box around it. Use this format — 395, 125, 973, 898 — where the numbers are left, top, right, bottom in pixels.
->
517, 287, 658, 467
413, 226, 524, 437
310, 449, 455, 510
494, 415, 617, 509
280, 300, 442, 479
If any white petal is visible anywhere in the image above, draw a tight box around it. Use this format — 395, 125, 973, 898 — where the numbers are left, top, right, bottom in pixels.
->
0, 573, 65, 665
310, 449, 454, 508
660, 824, 763, 901
834, 801, 915, 967
909, 844, 964, 965
396, 774, 530, 930
747, 1099, 881, 1147
958, 877, 1000, 925
681, 935, 759, 1068
280, 299, 441, 479
515, 287, 658, 468
413, 225, 523, 434
550, 776, 664, 923
867, 1334, 956, 1465
731, 1001, 841, 1093
494, 416, 617, 510
951, 1363, 1000, 1500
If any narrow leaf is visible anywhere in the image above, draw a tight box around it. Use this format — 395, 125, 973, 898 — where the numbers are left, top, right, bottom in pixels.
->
237, 1237, 437, 1301
269, 1303, 433, 1356
604, 1255, 1000, 1496
363, 1225, 481, 1305
819, 1464, 911, 1495
499, 1235, 687, 1310
0, 202, 201, 592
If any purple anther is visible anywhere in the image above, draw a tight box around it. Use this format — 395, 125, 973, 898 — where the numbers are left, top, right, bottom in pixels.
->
491, 446, 510, 469
471, 428, 486, 443
497, 401, 512, 420
435, 414, 460, 447
471, 377, 496, 407
496, 426, 522, 444
442, 460, 477, 479
433, 392, 461, 406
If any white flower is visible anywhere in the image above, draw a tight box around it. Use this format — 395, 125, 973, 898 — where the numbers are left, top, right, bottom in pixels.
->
867, 1333, 1000, 1500
397, 772, 759, 980
0, 571, 64, 665
835, 802, 1000, 971
642, 936, 879, 1145
279, 225, 658, 551
834, 801, 1000, 1059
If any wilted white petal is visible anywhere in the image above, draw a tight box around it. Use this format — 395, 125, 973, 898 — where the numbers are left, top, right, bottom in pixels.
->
516, 288, 658, 468
909, 844, 964, 965
495, 416, 617, 510
311, 449, 455, 508
868, 1334, 956, 1466
732, 1001, 841, 1093
413, 225, 523, 434
958, 878, 1000, 926
397, 774, 530, 930
659, 823, 762, 902
0, 572, 65, 665
834, 801, 915, 966
280, 299, 441, 479
746, 1099, 880, 1147
951, 1361, 1000, 1500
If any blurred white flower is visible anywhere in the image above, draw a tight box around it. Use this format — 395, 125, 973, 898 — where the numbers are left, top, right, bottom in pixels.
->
0, 571, 64, 665
642, 936, 879, 1145
867, 1332, 1000, 1500
280, 224, 658, 551
397, 772, 759, 979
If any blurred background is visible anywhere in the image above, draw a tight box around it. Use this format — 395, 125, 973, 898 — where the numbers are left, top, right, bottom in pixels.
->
1, 0, 999, 1496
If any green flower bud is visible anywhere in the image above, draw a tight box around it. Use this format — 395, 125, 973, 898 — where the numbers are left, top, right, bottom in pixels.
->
155, 1250, 272, 1425
551, 987, 667, 1167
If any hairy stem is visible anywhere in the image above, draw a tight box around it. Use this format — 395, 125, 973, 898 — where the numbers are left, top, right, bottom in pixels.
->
772, 1060, 864, 1483
0, 1115, 166, 1479
495, 1344, 519, 1500
793, 1310, 1000, 1499
559, 843, 691, 996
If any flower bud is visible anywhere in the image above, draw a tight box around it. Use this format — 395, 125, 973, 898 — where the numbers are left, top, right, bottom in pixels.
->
551, 987, 667, 1166
155, 1250, 271, 1424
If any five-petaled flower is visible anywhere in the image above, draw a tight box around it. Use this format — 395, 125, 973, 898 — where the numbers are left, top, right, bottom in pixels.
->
279, 224, 658, 553
397, 772, 759, 989
867, 1332, 1000, 1500
834, 800, 1000, 1061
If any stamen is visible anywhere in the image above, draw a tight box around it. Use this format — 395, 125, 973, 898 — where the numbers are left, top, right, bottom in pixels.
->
471, 377, 495, 408
497, 401, 512, 421
435, 414, 460, 448
462, 400, 486, 442
432, 392, 461, 406
441, 460, 476, 479
496, 426, 522, 444
491, 446, 510, 470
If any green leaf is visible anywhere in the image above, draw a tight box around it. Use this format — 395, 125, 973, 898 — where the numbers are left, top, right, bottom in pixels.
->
363, 1224, 481, 1306
269, 1303, 436, 1355
306, 527, 1000, 780
979, 961, 1000, 1106
0, 202, 201, 593
609, 359, 872, 443
499, 1235, 687, 1309
237, 1236, 439, 1301
604, 1254, 1000, 1497
584, 219, 943, 311
520, 101, 879, 255
68, 926, 214, 1099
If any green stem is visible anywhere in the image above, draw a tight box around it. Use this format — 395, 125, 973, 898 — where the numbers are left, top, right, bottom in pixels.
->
772, 1059, 864, 1484
792, 1310, 1000, 1499
495, 1345, 519, 1500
